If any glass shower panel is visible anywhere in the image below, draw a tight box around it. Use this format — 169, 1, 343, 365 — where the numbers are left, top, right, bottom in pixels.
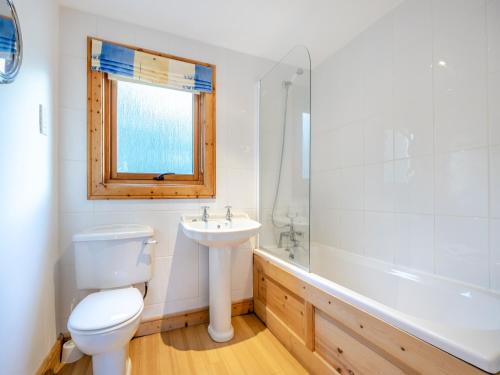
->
258, 46, 311, 270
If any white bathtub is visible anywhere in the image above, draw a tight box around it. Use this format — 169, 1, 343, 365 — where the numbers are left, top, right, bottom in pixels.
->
254, 245, 500, 373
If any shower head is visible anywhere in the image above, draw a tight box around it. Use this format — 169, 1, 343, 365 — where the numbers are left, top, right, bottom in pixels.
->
291, 68, 304, 81
283, 68, 305, 88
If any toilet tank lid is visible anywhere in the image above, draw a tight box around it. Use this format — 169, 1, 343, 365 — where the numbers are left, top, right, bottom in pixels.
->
73, 224, 154, 242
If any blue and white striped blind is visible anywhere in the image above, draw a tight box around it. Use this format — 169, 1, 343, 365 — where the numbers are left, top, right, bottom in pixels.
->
90, 38, 213, 93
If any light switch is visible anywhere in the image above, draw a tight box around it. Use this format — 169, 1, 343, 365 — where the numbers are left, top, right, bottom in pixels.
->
39, 104, 48, 136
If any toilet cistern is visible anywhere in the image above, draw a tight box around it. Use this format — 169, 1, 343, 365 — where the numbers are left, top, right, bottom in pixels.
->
181, 210, 261, 342
68, 224, 156, 375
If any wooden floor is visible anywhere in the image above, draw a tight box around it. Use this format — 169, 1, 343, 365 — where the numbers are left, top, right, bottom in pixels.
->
56, 314, 308, 375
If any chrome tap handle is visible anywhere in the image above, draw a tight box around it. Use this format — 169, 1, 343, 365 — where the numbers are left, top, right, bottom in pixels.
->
201, 206, 210, 222
225, 205, 233, 221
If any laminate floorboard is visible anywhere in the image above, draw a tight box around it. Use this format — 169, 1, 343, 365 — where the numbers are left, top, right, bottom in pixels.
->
56, 314, 309, 375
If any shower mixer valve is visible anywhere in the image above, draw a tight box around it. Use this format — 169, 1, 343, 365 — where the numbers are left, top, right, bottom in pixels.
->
278, 217, 303, 259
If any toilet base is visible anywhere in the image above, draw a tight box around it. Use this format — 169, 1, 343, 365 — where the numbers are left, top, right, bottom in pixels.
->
92, 344, 131, 375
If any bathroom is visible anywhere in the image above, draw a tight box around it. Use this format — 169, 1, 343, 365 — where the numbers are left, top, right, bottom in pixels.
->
0, 0, 499, 374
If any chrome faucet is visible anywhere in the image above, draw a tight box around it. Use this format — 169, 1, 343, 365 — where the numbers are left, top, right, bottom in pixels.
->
288, 228, 302, 260
201, 206, 210, 222
225, 205, 233, 221
278, 218, 303, 259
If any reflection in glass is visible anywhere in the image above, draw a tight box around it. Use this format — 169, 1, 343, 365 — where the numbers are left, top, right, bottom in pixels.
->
0, 0, 21, 82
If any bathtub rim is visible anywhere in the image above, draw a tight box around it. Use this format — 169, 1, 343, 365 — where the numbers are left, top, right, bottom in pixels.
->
254, 247, 500, 374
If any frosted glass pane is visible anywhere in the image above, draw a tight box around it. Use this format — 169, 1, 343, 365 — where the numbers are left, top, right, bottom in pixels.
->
116, 80, 194, 174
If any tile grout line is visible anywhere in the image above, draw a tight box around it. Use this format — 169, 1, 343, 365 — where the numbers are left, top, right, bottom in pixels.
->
312, 143, 493, 175
430, 0, 438, 277
391, 10, 396, 265
485, 0, 492, 290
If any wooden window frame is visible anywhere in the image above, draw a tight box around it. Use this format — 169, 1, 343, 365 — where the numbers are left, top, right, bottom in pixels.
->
87, 37, 216, 199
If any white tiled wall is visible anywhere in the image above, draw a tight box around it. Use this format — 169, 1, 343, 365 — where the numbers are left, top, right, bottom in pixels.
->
57, 8, 271, 333
311, 0, 500, 290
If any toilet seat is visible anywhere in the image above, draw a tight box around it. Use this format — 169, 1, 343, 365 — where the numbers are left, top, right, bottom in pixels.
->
68, 287, 143, 333
69, 307, 143, 337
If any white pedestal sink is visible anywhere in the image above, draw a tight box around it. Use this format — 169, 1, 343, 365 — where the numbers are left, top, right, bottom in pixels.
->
181, 213, 261, 342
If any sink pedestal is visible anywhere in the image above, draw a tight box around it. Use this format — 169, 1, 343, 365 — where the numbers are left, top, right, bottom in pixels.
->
180, 213, 261, 343
208, 246, 234, 342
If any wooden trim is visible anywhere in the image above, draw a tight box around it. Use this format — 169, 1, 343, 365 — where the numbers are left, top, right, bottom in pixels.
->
108, 77, 116, 180
35, 334, 63, 375
135, 299, 253, 337
87, 37, 216, 199
254, 254, 492, 375
255, 299, 339, 375
305, 301, 315, 351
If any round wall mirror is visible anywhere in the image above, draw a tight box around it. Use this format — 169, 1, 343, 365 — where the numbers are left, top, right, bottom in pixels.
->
0, 0, 22, 84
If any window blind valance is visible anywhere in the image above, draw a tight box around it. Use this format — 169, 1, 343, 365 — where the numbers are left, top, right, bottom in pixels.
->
0, 17, 16, 54
90, 39, 213, 93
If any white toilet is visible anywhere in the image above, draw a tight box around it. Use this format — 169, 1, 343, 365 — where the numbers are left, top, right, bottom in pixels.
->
68, 224, 156, 375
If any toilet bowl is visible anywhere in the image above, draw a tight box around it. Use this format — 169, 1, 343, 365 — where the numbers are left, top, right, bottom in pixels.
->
68, 287, 144, 375
69, 224, 156, 375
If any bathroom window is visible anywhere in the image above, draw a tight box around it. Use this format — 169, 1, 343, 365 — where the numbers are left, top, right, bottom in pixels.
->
112, 80, 197, 178
87, 38, 216, 199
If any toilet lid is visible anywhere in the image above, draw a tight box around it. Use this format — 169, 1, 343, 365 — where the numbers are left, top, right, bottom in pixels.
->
68, 288, 143, 331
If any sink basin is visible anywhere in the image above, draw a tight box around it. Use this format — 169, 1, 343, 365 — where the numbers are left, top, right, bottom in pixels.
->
181, 214, 261, 247
181, 212, 261, 343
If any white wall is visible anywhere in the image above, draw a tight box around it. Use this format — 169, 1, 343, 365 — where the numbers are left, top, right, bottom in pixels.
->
311, 0, 500, 290
57, 8, 271, 333
0, 0, 59, 373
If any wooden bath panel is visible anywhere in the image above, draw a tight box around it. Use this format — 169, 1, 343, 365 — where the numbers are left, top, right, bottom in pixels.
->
258, 271, 306, 339
315, 309, 406, 375
253, 253, 493, 375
